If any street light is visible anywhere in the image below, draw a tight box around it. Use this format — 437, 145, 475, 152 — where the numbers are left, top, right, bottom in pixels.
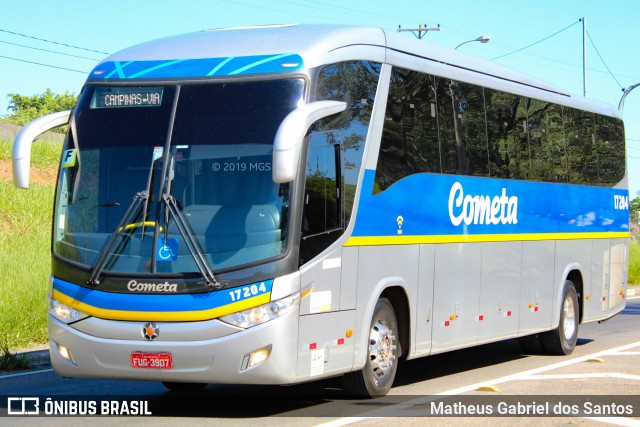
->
455, 35, 491, 50
619, 82, 640, 113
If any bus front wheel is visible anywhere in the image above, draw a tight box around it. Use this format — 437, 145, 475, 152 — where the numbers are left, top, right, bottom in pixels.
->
342, 297, 399, 398
541, 280, 579, 355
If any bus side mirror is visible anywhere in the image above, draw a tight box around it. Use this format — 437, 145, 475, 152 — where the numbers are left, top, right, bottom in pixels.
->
272, 100, 346, 183
12, 110, 71, 189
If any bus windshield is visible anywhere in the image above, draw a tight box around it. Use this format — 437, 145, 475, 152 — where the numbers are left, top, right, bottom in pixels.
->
53, 79, 304, 277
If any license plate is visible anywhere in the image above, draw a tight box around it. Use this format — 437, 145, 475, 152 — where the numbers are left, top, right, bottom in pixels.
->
130, 352, 173, 369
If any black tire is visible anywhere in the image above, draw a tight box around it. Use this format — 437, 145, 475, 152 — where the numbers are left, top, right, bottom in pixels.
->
541, 280, 579, 355
161, 381, 208, 392
518, 335, 544, 355
342, 298, 399, 398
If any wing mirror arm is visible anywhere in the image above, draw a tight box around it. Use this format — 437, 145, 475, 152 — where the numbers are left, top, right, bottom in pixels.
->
272, 101, 346, 183
12, 110, 72, 189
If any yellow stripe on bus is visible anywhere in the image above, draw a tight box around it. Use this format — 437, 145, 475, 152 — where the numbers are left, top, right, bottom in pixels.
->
52, 289, 271, 322
344, 232, 630, 247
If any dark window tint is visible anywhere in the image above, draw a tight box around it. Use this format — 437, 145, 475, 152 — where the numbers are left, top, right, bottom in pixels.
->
594, 115, 626, 185
564, 108, 593, 184
457, 82, 488, 176
376, 66, 625, 190
526, 98, 550, 181
300, 61, 380, 264
436, 77, 458, 175
547, 103, 567, 182
485, 89, 526, 179
375, 69, 439, 193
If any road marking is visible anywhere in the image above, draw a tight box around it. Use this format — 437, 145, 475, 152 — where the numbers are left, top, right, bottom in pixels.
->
431, 340, 640, 396
582, 417, 640, 427
315, 340, 640, 427
525, 373, 640, 381
0, 368, 53, 379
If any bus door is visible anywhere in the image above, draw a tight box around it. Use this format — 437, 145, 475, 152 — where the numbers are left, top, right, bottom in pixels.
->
297, 133, 355, 378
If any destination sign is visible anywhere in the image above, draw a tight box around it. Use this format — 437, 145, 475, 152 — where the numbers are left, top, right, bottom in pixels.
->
91, 87, 164, 109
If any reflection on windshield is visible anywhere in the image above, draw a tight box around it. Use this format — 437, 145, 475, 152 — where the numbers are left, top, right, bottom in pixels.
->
53, 79, 303, 275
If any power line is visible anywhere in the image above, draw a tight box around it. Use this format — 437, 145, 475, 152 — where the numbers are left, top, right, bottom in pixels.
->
586, 30, 623, 90
275, 0, 419, 25
219, 0, 357, 24
0, 27, 109, 55
0, 40, 102, 61
490, 20, 581, 61
0, 55, 88, 74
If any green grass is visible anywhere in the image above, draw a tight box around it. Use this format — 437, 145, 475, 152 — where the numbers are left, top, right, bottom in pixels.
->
0, 342, 30, 371
0, 136, 62, 170
629, 242, 640, 286
0, 138, 58, 350
0, 179, 54, 349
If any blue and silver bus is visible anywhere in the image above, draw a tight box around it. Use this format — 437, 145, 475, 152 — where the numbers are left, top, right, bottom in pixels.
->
13, 24, 629, 397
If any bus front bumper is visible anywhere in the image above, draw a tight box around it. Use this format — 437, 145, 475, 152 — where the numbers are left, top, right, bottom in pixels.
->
48, 312, 299, 385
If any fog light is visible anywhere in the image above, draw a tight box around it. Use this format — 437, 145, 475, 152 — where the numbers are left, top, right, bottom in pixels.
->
240, 345, 272, 371
56, 342, 76, 365
249, 348, 270, 366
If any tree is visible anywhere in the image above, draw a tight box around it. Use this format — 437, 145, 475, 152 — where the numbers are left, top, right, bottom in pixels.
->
4, 89, 77, 132
631, 192, 640, 224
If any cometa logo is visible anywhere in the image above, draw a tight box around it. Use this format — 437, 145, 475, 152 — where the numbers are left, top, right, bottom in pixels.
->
448, 182, 518, 226
127, 280, 179, 293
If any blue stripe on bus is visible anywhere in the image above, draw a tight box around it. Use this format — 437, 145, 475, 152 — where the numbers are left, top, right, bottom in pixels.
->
52, 277, 273, 313
351, 170, 629, 239
89, 54, 304, 80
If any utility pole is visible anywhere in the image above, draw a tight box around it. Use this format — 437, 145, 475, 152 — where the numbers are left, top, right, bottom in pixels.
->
398, 23, 441, 39
581, 17, 587, 96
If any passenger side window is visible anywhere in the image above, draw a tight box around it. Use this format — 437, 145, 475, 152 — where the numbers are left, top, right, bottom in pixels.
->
302, 133, 341, 236
375, 68, 440, 193
594, 115, 626, 186
299, 60, 380, 264
457, 81, 488, 176
564, 108, 592, 184
485, 89, 526, 180
376, 66, 625, 190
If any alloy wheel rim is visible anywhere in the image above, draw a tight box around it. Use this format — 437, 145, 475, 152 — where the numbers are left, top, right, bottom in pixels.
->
368, 319, 396, 386
562, 295, 576, 341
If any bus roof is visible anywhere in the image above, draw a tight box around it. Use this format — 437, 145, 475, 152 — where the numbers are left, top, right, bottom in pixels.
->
89, 24, 620, 118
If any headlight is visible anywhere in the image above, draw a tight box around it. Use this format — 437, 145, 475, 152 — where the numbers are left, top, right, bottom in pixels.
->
220, 290, 302, 329
49, 297, 89, 324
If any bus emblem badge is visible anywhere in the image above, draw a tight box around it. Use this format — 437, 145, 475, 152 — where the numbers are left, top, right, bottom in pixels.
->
142, 323, 159, 341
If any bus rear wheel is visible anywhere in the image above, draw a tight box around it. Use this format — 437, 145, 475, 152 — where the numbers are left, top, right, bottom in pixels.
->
342, 297, 399, 398
541, 280, 579, 355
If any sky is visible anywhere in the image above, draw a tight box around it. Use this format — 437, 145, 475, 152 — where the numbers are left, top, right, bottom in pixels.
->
1, 0, 639, 197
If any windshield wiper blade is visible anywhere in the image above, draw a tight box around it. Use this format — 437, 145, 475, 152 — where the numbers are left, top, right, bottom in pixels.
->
87, 191, 148, 286
162, 194, 220, 289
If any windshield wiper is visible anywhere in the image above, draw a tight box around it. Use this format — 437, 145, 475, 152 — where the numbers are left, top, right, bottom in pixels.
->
161, 194, 220, 289
87, 191, 148, 286
150, 150, 219, 289
87, 147, 160, 287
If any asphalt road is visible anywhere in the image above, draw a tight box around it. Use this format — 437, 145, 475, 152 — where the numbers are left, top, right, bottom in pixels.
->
1, 297, 639, 426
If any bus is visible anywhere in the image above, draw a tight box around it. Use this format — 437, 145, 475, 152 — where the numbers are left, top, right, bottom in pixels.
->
13, 24, 629, 397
